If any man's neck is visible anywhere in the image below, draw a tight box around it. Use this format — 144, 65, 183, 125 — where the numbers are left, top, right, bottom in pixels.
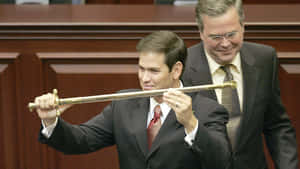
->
173, 80, 181, 88
153, 80, 182, 103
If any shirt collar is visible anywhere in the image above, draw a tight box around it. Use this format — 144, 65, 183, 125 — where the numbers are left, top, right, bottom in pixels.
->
204, 49, 241, 74
149, 81, 183, 117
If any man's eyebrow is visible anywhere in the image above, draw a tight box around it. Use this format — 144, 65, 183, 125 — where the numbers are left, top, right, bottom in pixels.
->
149, 67, 160, 71
209, 31, 238, 36
138, 65, 160, 70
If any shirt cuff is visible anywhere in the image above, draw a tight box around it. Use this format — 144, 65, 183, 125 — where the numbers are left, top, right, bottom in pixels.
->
41, 118, 58, 138
184, 120, 198, 146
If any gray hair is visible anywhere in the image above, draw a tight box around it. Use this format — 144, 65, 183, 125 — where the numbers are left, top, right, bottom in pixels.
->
195, 0, 245, 31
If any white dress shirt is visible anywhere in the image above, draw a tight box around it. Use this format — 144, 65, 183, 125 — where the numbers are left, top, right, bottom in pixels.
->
205, 50, 244, 112
147, 81, 198, 146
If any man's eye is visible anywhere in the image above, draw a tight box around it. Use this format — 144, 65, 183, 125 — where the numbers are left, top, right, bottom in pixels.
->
151, 70, 160, 73
227, 32, 236, 38
139, 67, 145, 72
148, 68, 160, 73
211, 36, 222, 40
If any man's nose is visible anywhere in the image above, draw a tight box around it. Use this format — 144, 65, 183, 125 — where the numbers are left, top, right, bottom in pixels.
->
220, 37, 231, 47
142, 71, 151, 82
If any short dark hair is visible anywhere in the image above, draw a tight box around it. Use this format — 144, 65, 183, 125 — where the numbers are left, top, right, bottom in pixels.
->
136, 31, 187, 74
195, 0, 245, 32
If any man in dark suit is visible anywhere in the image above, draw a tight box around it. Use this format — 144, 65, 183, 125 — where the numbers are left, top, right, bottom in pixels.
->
34, 31, 231, 169
182, 0, 298, 169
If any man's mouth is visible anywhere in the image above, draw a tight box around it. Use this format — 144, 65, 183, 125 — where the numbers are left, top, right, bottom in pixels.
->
143, 85, 154, 90
217, 48, 234, 55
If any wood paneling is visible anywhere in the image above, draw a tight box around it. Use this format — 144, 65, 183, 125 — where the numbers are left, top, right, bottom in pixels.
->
0, 4, 299, 169
0, 53, 19, 169
36, 52, 139, 169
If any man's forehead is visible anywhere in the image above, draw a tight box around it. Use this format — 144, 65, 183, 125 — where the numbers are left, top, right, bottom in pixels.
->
139, 52, 165, 61
139, 51, 164, 56
138, 52, 168, 69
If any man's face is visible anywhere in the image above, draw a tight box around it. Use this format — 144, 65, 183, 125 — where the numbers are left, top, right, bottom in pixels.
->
138, 52, 176, 92
200, 7, 244, 65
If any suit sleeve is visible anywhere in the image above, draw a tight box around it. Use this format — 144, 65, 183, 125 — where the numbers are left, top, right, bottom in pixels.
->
263, 49, 299, 169
190, 95, 232, 169
38, 103, 116, 154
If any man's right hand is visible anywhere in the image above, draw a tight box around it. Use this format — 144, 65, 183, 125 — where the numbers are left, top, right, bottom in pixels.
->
34, 93, 71, 127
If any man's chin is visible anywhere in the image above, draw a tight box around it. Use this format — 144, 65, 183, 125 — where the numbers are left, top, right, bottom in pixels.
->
218, 54, 235, 64
142, 87, 154, 91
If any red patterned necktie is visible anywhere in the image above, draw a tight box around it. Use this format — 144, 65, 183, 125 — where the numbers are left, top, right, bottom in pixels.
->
147, 105, 162, 149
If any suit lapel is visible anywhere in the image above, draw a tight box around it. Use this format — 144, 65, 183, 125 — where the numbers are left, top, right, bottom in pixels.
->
235, 45, 258, 149
133, 97, 150, 158
189, 43, 217, 100
132, 98, 184, 159
147, 109, 183, 159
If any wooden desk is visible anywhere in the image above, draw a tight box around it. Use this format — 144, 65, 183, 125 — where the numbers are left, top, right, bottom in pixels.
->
0, 4, 299, 169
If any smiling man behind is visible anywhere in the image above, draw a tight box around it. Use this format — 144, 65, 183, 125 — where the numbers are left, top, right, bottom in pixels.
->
182, 0, 299, 169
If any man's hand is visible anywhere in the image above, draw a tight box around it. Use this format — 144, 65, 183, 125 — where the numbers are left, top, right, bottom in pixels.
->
34, 93, 71, 127
163, 89, 197, 133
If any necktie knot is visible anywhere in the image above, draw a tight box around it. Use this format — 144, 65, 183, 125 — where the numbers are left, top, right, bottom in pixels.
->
153, 105, 161, 120
220, 64, 233, 81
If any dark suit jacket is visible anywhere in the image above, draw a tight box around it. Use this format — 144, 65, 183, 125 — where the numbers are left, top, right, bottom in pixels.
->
0, 0, 71, 4
39, 90, 231, 169
182, 42, 298, 169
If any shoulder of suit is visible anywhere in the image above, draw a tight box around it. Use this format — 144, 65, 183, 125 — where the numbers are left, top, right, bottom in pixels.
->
186, 43, 205, 66
242, 41, 277, 63
243, 41, 276, 53
188, 43, 203, 53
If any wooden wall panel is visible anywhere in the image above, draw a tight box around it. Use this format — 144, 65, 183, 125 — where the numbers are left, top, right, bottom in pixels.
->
0, 53, 19, 169
37, 52, 139, 169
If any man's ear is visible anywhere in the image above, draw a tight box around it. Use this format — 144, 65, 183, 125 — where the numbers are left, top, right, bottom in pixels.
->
241, 25, 245, 34
172, 61, 183, 80
199, 31, 204, 41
